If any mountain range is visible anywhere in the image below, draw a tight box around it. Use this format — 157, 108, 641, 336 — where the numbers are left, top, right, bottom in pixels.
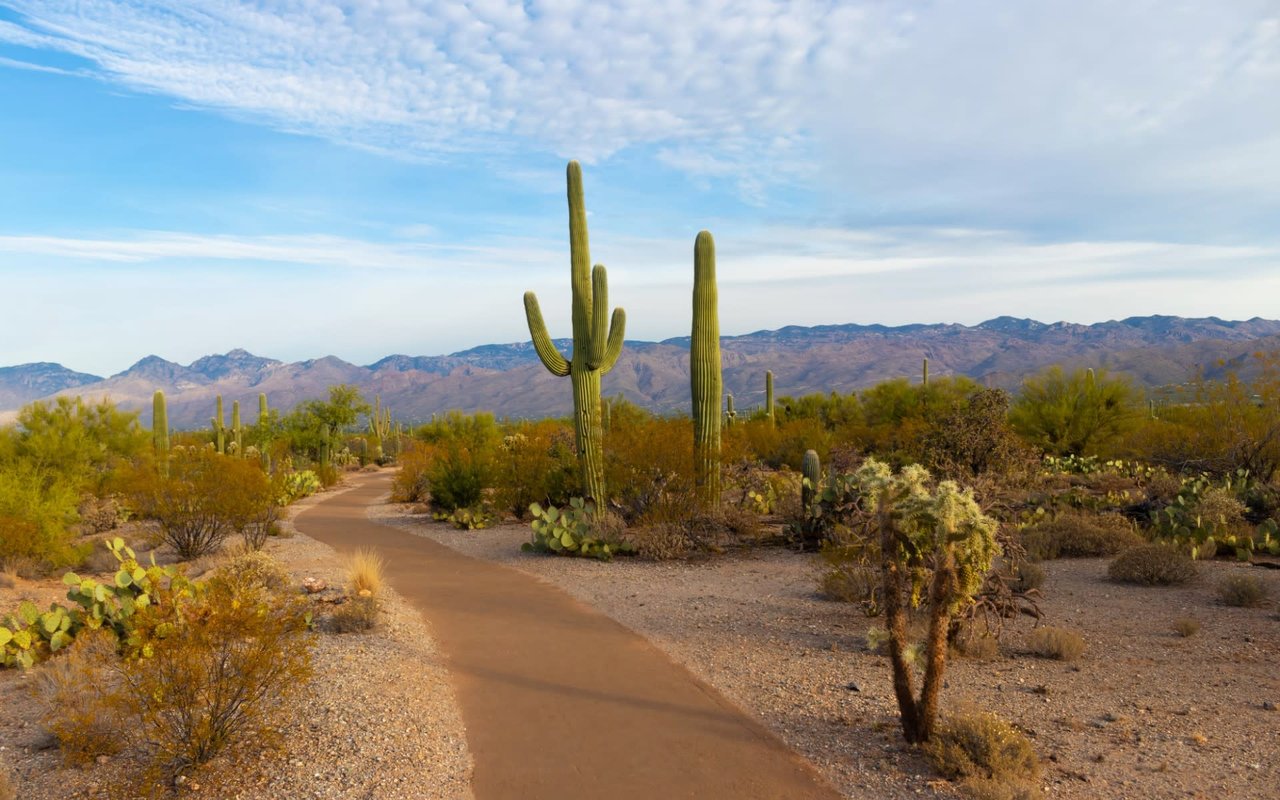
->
3, 315, 1279, 428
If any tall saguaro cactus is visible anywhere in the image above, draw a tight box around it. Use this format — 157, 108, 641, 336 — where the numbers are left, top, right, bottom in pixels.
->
726, 394, 736, 427
523, 161, 626, 506
922, 358, 930, 388
691, 230, 722, 505
369, 395, 392, 460
231, 400, 243, 456
152, 390, 169, 477
212, 395, 226, 454
258, 393, 272, 472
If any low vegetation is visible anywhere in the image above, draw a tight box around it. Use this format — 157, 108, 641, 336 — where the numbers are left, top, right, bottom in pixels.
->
1216, 574, 1270, 607
924, 707, 1041, 800
1108, 544, 1198, 586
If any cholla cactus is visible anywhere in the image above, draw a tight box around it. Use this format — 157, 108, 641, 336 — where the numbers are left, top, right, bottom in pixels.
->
522, 161, 626, 507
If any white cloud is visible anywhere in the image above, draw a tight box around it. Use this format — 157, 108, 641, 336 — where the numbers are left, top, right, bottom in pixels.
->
7, 1, 1274, 224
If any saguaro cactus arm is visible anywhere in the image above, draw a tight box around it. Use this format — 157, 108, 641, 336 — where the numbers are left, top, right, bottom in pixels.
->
523, 292, 571, 376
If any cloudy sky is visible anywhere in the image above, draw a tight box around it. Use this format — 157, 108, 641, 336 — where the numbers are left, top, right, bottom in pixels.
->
1, 1, 1278, 375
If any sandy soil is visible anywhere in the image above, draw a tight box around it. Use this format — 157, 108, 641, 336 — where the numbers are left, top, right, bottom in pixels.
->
374, 500, 1280, 800
0, 479, 473, 800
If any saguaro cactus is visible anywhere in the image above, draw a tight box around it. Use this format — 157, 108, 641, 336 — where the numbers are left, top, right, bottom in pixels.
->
922, 357, 929, 388
725, 393, 736, 427
523, 161, 626, 506
369, 396, 392, 460
231, 401, 242, 456
257, 393, 272, 472
802, 449, 821, 512
152, 390, 169, 477
691, 230, 722, 505
766, 370, 775, 426
319, 423, 331, 467
212, 395, 226, 454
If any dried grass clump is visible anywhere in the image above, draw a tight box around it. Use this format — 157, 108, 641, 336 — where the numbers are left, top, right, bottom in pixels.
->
924, 707, 1040, 800
1108, 544, 1197, 586
820, 563, 880, 606
1022, 512, 1143, 560
217, 548, 290, 593
1010, 562, 1045, 593
32, 628, 125, 765
1216, 574, 1270, 608
1026, 626, 1086, 661
347, 548, 385, 597
328, 595, 380, 633
627, 523, 691, 561
952, 621, 1001, 661
1172, 617, 1201, 637
0, 764, 14, 800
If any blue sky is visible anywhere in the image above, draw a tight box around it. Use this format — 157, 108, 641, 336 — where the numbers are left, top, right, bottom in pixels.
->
1, 1, 1278, 376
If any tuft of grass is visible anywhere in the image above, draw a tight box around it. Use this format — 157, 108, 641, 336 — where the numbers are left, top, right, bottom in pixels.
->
1026, 627, 1086, 661
32, 628, 125, 765
0, 763, 15, 800
952, 620, 1001, 661
924, 706, 1040, 800
1108, 544, 1197, 586
1011, 562, 1045, 593
347, 548, 385, 597
1172, 617, 1201, 637
1216, 574, 1270, 608
327, 595, 380, 633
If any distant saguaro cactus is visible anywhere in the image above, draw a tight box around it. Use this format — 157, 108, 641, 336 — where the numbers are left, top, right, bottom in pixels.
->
369, 396, 392, 460
258, 393, 272, 472
802, 449, 821, 512
522, 161, 626, 507
725, 393, 736, 427
691, 230, 722, 505
922, 357, 930, 388
319, 423, 331, 467
152, 390, 169, 477
212, 395, 226, 454
231, 400, 242, 456
766, 370, 775, 426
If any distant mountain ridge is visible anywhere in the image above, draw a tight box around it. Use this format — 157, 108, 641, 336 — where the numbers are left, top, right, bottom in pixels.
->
2, 315, 1279, 427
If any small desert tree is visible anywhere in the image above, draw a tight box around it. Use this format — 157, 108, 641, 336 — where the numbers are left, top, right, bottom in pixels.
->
1010, 366, 1136, 455
855, 459, 1000, 743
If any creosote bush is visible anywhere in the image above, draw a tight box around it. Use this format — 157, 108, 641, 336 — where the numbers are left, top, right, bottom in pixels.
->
1026, 626, 1086, 660
1172, 617, 1201, 637
924, 706, 1040, 800
1108, 544, 1197, 585
33, 627, 124, 765
328, 596, 380, 633
1216, 574, 1270, 608
1022, 511, 1143, 560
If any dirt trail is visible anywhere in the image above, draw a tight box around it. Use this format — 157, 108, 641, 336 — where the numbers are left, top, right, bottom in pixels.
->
295, 474, 843, 800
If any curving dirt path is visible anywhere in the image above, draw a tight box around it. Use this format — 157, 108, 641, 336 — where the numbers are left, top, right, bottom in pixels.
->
295, 473, 844, 800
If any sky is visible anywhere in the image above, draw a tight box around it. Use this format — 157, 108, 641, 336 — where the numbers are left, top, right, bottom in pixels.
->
0, 1, 1278, 376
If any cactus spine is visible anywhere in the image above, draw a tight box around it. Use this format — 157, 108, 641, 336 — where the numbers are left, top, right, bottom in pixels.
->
231, 400, 242, 456
922, 357, 929, 388
725, 393, 736, 427
802, 449, 821, 512
212, 395, 225, 454
691, 230, 722, 505
152, 390, 169, 477
522, 161, 626, 506
766, 370, 775, 426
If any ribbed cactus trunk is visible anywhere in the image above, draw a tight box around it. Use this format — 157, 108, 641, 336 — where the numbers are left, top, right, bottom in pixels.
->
523, 161, 626, 508
726, 393, 736, 427
766, 370, 775, 426
802, 449, 821, 512
319, 423, 331, 467
152, 390, 169, 478
922, 358, 929, 388
258, 393, 272, 472
231, 401, 242, 456
691, 230, 722, 506
212, 395, 225, 454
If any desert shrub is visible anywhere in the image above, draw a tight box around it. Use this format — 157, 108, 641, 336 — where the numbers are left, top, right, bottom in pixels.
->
314, 463, 340, 488
125, 449, 277, 560
627, 523, 692, 560
0, 764, 13, 800
33, 627, 125, 764
924, 389, 1036, 481
719, 504, 764, 542
1010, 366, 1137, 456
1108, 544, 1197, 585
1172, 617, 1201, 637
0, 463, 86, 570
818, 544, 880, 611
951, 620, 1001, 661
493, 421, 579, 519
604, 410, 696, 523
1217, 574, 1270, 608
327, 595, 379, 633
77, 494, 122, 534
347, 548, 384, 597
7, 397, 149, 496
1022, 511, 1143, 560
924, 707, 1040, 799
390, 444, 433, 503
427, 442, 490, 512
434, 504, 496, 530
216, 549, 290, 594
1009, 562, 1045, 593
524, 499, 632, 561
117, 572, 313, 781
1026, 626, 1086, 660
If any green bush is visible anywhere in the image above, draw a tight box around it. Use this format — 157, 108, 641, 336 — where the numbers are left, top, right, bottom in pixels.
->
1108, 544, 1197, 585
0, 462, 86, 570
924, 707, 1040, 799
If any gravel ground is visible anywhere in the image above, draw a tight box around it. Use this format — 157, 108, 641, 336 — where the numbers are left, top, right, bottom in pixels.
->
0, 480, 473, 800
374, 500, 1280, 800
